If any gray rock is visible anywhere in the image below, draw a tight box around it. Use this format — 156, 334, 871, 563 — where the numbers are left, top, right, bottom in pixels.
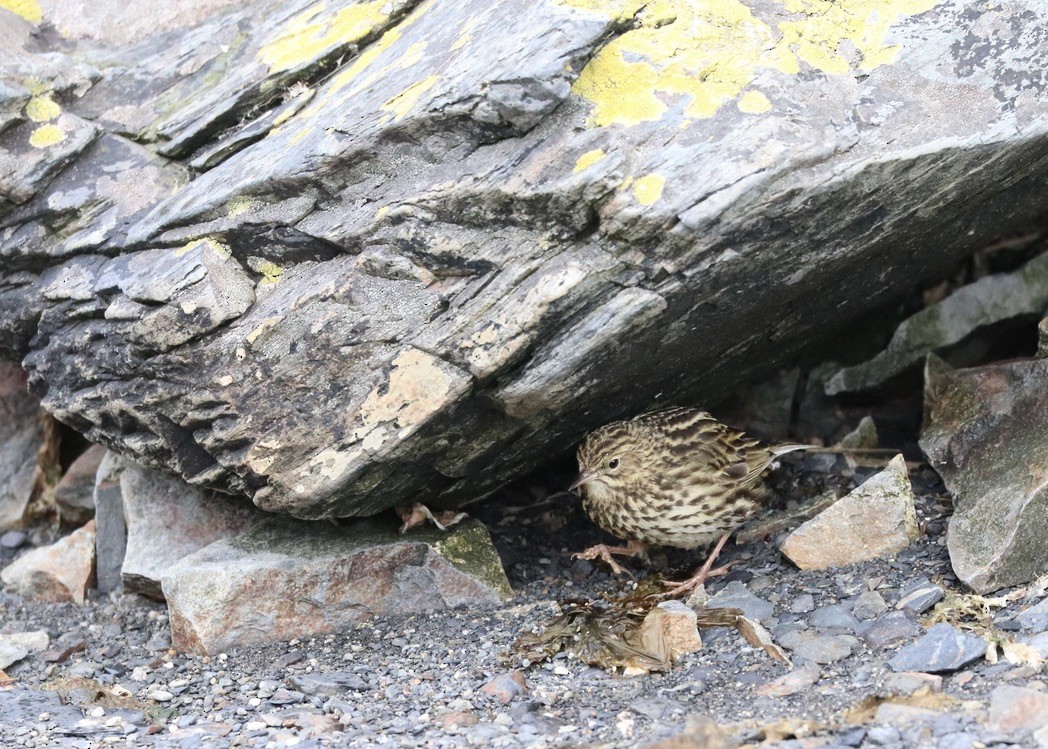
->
921, 356, 1048, 593
52, 444, 106, 526
887, 623, 987, 673
0, 530, 26, 549
883, 672, 942, 695
895, 578, 945, 615
706, 581, 774, 624
162, 517, 511, 654
0, 362, 43, 531
858, 611, 920, 650
1016, 598, 1048, 632
6, 1, 1048, 521
827, 251, 1048, 394
93, 451, 127, 594
778, 630, 858, 664
1027, 632, 1048, 658
809, 604, 859, 632
121, 462, 266, 599
852, 591, 888, 621
790, 593, 815, 614
0, 630, 49, 669
780, 455, 918, 570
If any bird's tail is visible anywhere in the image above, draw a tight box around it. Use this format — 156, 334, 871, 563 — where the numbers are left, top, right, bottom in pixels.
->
770, 444, 816, 457
773, 444, 901, 456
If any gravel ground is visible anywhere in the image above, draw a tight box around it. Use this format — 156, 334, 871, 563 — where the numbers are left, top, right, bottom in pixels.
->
2, 459, 1046, 748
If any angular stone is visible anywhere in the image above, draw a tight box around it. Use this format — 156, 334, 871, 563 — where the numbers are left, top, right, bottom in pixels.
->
93, 451, 127, 594
858, 611, 920, 650
53, 444, 105, 526
754, 662, 821, 697
874, 702, 943, 727
162, 517, 511, 654
288, 672, 368, 697
852, 591, 889, 621
1017, 598, 1048, 633
639, 601, 703, 662
921, 356, 1048, 593
887, 623, 987, 673
1, 521, 96, 603
121, 462, 265, 599
987, 685, 1048, 735
0, 362, 43, 531
0, 630, 49, 670
780, 455, 918, 570
883, 671, 943, 695
809, 604, 860, 632
778, 630, 858, 664
827, 251, 1048, 394
896, 578, 945, 615
705, 581, 774, 624
479, 671, 528, 704
8, 1, 1048, 524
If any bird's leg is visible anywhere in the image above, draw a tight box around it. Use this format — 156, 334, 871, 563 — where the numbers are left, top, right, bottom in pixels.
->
572, 539, 647, 576
658, 532, 736, 598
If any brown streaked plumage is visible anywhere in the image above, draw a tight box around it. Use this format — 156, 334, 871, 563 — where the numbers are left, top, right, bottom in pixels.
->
570, 406, 810, 595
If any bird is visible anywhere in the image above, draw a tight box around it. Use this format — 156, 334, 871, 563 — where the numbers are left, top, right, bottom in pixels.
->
569, 406, 811, 597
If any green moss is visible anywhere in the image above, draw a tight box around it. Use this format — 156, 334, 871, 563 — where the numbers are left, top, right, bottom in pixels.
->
434, 523, 513, 600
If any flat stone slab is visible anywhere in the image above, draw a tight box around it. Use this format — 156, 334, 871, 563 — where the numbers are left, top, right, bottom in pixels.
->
887, 623, 986, 673
780, 455, 918, 570
162, 517, 511, 655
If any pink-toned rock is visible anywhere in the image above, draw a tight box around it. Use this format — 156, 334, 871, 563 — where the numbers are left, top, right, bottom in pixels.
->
0, 362, 43, 531
754, 662, 821, 697
988, 685, 1048, 735
121, 462, 265, 599
480, 671, 527, 703
53, 444, 106, 526
1, 521, 96, 603
162, 517, 510, 655
780, 455, 918, 570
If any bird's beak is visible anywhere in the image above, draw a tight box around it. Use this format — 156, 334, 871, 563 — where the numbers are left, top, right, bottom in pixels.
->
569, 471, 596, 493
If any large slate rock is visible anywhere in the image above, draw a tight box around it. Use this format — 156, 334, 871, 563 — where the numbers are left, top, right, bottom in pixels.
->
161, 516, 511, 654
6, 1, 1048, 518
920, 356, 1048, 593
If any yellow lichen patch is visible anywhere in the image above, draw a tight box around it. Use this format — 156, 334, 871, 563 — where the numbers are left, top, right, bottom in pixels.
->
227, 197, 261, 218
573, 148, 606, 173
568, 0, 939, 126
25, 95, 59, 122
258, 0, 392, 73
381, 75, 439, 121
778, 0, 940, 73
738, 89, 772, 113
0, 0, 41, 23
258, 261, 283, 286
632, 173, 665, 205
450, 17, 480, 51
173, 237, 232, 259
29, 124, 64, 148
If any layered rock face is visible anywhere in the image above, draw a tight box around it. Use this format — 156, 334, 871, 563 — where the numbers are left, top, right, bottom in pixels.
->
4, 0, 1048, 518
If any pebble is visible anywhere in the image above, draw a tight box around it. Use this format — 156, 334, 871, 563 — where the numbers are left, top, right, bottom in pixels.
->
1017, 598, 1048, 632
790, 594, 815, 613
754, 662, 821, 696
706, 581, 774, 624
480, 672, 527, 704
888, 623, 987, 673
809, 604, 860, 632
1, 530, 27, 549
148, 690, 174, 702
895, 578, 945, 615
852, 590, 888, 620
987, 685, 1048, 734
884, 671, 943, 695
858, 611, 920, 649
778, 630, 858, 664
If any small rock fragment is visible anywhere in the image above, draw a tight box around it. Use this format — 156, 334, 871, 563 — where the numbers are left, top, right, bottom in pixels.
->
289, 672, 368, 696
896, 578, 945, 615
883, 671, 943, 695
38, 632, 87, 663
1, 521, 96, 603
838, 416, 879, 450
887, 623, 987, 673
857, 611, 920, 650
1, 530, 26, 549
852, 590, 888, 620
780, 455, 918, 570
638, 601, 703, 662
92, 451, 126, 594
0, 631, 49, 669
754, 662, 821, 697
480, 671, 527, 704
988, 685, 1048, 735
809, 604, 860, 632
790, 593, 815, 614
873, 702, 943, 726
778, 630, 858, 664
1017, 598, 1048, 632
705, 582, 774, 624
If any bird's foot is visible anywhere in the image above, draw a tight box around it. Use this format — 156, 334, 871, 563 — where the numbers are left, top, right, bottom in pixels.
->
572, 540, 646, 576
656, 561, 739, 599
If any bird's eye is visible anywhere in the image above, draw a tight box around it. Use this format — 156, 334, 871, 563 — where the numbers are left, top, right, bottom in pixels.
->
607, 458, 620, 470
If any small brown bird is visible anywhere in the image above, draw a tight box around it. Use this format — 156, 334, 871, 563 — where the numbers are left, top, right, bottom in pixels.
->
570, 407, 810, 596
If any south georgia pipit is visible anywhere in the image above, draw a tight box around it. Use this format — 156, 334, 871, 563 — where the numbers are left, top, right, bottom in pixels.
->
570, 406, 817, 597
